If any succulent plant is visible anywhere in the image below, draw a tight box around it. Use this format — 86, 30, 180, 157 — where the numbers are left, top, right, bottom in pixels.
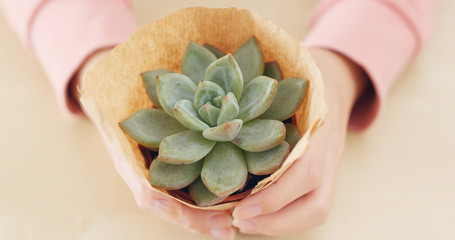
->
119, 36, 307, 207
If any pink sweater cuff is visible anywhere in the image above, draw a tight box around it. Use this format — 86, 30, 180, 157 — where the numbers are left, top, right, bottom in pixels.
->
30, 0, 136, 116
304, 0, 432, 130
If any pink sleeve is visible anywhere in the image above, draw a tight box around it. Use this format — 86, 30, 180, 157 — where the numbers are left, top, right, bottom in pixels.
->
0, 0, 137, 116
304, 0, 439, 130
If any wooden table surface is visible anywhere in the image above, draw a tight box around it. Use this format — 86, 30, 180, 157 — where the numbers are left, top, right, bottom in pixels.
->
1, 1, 454, 239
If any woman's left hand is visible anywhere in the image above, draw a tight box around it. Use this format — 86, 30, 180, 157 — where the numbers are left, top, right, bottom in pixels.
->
232, 48, 367, 236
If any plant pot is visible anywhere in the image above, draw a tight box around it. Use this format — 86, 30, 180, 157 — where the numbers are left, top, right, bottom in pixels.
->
80, 7, 326, 210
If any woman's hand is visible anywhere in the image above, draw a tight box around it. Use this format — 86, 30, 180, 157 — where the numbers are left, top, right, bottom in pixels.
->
232, 48, 368, 236
101, 136, 236, 240
70, 50, 236, 240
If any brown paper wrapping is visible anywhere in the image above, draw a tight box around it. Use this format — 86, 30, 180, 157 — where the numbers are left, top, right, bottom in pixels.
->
80, 7, 327, 210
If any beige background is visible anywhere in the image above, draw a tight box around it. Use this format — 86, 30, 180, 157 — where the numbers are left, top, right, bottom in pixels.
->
1, 1, 454, 239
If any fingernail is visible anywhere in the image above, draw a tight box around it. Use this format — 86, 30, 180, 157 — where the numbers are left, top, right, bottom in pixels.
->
151, 199, 181, 220
210, 227, 236, 240
233, 205, 261, 219
208, 214, 232, 228
228, 227, 236, 240
232, 219, 258, 233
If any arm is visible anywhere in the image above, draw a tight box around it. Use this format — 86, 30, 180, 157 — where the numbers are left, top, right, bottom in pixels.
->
0, 0, 136, 115
232, 0, 439, 236
305, 0, 439, 130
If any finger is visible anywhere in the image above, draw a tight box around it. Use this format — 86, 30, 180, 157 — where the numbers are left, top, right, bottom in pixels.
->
233, 129, 326, 220
208, 227, 237, 240
190, 227, 237, 240
233, 167, 335, 236
181, 204, 233, 230
134, 183, 233, 230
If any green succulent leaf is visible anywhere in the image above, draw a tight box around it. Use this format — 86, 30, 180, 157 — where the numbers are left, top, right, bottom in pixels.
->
217, 92, 240, 125
119, 108, 187, 149
238, 76, 278, 123
149, 158, 202, 190
198, 103, 221, 127
156, 73, 196, 117
284, 123, 301, 149
174, 99, 210, 132
202, 119, 243, 142
141, 69, 173, 109
193, 81, 225, 110
181, 41, 217, 84
232, 119, 285, 152
159, 131, 216, 164
205, 54, 243, 100
233, 36, 264, 86
244, 141, 290, 175
189, 177, 227, 207
212, 96, 223, 108
260, 77, 308, 121
203, 43, 225, 58
263, 61, 282, 81
201, 142, 248, 197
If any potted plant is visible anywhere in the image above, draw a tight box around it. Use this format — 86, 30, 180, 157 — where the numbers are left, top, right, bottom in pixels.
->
80, 7, 326, 210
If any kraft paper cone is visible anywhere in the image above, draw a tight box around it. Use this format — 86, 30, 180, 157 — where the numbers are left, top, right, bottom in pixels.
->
80, 7, 327, 210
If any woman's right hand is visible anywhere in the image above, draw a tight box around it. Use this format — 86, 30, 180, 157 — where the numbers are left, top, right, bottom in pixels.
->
101, 138, 236, 240
70, 50, 236, 240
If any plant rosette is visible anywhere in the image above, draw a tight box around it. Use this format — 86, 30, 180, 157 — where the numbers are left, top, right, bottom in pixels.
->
80, 7, 327, 210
